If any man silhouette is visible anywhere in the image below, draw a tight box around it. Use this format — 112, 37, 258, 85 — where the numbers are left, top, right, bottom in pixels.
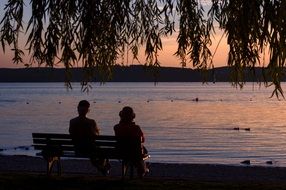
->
69, 100, 110, 175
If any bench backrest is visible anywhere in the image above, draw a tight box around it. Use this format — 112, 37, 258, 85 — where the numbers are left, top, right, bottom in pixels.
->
32, 133, 141, 160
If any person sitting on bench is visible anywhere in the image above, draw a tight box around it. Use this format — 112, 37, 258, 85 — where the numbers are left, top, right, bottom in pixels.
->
69, 100, 110, 175
114, 106, 149, 177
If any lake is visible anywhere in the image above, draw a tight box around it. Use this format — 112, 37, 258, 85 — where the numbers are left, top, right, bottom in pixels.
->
1, 82, 286, 166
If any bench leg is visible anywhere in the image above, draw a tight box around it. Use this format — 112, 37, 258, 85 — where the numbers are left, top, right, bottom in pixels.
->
121, 160, 127, 179
121, 161, 134, 179
47, 156, 61, 176
57, 157, 61, 176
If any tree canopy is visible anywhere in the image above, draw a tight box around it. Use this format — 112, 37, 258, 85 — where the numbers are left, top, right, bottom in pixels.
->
1, 0, 286, 96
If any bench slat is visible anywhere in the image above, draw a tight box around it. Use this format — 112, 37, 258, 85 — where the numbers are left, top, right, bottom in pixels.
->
32, 133, 117, 140
95, 136, 117, 141
33, 145, 76, 151
33, 139, 73, 145
32, 133, 71, 139
33, 139, 118, 147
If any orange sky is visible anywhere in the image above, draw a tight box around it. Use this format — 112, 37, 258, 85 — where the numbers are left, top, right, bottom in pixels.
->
0, 31, 230, 69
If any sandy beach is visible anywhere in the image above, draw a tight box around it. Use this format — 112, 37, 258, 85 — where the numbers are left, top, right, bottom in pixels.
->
1, 155, 286, 182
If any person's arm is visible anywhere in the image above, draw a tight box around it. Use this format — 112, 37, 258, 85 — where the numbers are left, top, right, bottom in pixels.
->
141, 133, 145, 143
91, 120, 100, 136
114, 124, 119, 136
137, 125, 145, 143
69, 119, 74, 135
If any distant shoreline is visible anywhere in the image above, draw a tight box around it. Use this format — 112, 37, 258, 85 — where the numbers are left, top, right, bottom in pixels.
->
0, 66, 271, 83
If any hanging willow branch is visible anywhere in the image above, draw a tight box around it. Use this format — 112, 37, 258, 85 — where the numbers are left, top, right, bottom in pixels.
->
1, 0, 286, 96
209, 0, 286, 97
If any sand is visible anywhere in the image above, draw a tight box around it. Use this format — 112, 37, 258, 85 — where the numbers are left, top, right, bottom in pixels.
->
1, 155, 286, 182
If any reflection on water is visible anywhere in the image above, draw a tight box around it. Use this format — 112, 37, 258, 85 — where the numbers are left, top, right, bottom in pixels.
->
1, 82, 286, 166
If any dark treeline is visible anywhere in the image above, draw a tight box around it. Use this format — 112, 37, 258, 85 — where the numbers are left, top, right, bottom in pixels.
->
0, 65, 275, 83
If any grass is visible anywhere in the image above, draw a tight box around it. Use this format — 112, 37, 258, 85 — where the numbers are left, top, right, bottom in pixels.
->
1, 172, 286, 190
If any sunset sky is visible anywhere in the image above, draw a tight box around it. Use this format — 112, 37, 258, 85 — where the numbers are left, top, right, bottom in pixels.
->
0, 0, 230, 69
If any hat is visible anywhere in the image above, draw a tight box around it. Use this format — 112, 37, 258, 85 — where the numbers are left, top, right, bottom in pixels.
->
119, 106, 135, 120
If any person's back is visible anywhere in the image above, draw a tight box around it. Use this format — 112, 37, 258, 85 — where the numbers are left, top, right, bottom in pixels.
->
114, 122, 144, 142
69, 116, 98, 155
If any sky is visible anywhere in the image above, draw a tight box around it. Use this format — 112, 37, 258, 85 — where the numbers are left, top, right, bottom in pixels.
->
0, 0, 229, 69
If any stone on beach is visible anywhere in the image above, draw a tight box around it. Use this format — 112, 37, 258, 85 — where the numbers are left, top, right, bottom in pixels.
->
240, 160, 251, 165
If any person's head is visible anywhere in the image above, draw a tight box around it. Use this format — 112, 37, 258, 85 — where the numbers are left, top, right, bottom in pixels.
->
119, 106, 135, 123
77, 100, 90, 116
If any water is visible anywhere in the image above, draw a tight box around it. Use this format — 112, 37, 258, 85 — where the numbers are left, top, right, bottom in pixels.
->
1, 82, 286, 166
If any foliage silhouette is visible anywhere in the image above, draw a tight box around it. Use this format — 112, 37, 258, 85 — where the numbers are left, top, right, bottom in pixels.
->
1, 0, 286, 96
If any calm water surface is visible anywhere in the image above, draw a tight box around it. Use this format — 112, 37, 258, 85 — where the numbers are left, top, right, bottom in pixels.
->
1, 82, 286, 166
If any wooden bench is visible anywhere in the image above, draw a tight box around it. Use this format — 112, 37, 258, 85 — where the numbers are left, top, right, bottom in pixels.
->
32, 133, 149, 178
